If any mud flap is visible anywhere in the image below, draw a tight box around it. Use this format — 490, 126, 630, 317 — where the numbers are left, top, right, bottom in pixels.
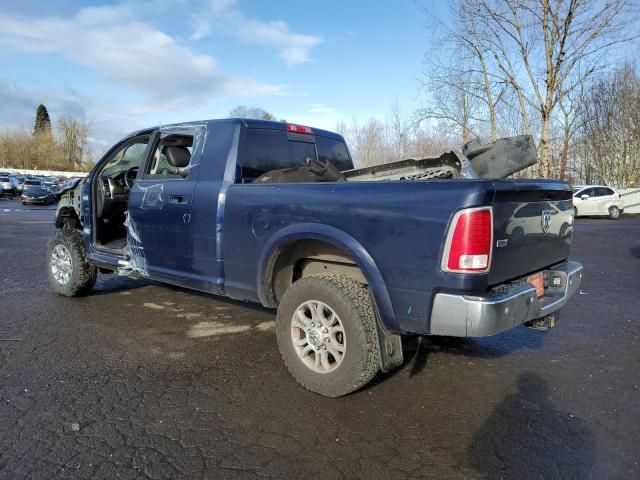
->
370, 292, 404, 372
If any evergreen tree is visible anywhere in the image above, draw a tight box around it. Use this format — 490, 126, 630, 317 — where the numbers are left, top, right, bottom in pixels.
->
33, 104, 52, 135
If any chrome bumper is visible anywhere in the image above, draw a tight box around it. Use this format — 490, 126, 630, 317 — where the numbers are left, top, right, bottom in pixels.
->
429, 261, 583, 337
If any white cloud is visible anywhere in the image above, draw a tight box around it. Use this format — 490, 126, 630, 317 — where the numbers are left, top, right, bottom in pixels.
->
194, 0, 322, 66
307, 103, 337, 114
190, 14, 212, 41
0, 5, 284, 104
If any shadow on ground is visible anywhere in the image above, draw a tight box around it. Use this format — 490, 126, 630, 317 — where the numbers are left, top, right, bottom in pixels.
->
467, 372, 595, 479
400, 329, 547, 378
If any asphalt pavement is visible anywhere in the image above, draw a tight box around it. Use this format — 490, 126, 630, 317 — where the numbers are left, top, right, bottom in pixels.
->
0, 197, 639, 479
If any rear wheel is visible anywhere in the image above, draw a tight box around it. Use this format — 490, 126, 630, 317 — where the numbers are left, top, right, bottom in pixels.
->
46, 229, 97, 297
608, 206, 620, 219
276, 274, 380, 397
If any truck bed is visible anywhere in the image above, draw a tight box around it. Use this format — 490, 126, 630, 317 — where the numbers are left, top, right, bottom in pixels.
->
222, 178, 573, 335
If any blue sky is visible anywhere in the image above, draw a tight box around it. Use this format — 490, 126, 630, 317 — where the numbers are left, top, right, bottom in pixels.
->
0, 0, 448, 153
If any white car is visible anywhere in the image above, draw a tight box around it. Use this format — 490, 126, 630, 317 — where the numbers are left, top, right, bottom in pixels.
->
0, 176, 19, 195
573, 185, 623, 219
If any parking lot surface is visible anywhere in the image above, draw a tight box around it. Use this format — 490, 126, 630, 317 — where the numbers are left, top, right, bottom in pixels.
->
1, 199, 639, 479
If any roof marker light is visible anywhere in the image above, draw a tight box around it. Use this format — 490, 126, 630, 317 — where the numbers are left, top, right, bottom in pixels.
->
285, 123, 314, 134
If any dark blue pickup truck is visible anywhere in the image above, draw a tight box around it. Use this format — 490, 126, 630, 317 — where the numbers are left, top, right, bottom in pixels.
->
49, 118, 582, 396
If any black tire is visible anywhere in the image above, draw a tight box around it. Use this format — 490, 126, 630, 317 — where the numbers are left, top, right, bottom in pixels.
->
559, 223, 569, 238
608, 206, 620, 219
46, 229, 97, 297
276, 274, 380, 397
573, 207, 579, 218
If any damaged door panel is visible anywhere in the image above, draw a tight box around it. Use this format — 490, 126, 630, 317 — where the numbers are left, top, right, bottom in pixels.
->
49, 119, 582, 397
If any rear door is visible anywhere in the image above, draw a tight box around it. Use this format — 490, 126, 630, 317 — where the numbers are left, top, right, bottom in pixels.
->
595, 187, 614, 214
490, 180, 574, 284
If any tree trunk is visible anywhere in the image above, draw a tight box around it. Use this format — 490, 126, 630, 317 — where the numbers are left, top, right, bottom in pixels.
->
539, 108, 552, 178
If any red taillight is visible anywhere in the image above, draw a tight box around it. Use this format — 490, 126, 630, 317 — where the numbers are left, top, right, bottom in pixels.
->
285, 123, 314, 134
442, 207, 493, 273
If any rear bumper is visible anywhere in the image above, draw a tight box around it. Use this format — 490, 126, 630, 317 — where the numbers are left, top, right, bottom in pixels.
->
429, 261, 583, 337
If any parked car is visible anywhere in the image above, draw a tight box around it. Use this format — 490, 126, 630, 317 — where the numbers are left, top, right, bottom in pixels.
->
14, 176, 25, 194
22, 186, 55, 205
572, 185, 623, 219
0, 176, 19, 195
48, 119, 582, 396
45, 182, 60, 193
23, 179, 44, 189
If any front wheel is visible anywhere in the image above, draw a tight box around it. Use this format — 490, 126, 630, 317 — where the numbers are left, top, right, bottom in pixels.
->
276, 274, 380, 397
46, 229, 97, 297
608, 206, 620, 219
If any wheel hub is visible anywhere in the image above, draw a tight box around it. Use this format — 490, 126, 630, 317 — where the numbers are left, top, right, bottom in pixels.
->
290, 300, 346, 374
51, 244, 72, 285
308, 328, 322, 347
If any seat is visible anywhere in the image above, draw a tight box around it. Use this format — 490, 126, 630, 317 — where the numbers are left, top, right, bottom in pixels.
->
160, 145, 191, 177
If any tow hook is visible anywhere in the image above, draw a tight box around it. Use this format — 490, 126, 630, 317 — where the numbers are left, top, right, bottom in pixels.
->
525, 314, 556, 331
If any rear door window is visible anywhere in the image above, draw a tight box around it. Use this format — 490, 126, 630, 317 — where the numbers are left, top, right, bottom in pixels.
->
577, 188, 597, 198
316, 136, 354, 171
239, 129, 317, 183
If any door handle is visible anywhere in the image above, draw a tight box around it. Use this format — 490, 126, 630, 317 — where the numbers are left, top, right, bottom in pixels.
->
169, 195, 187, 204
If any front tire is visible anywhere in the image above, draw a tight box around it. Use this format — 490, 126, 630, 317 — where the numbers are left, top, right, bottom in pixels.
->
608, 206, 620, 219
46, 229, 97, 297
276, 274, 380, 397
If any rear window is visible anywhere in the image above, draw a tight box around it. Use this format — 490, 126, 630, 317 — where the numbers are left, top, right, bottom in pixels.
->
26, 187, 47, 194
0, 177, 9, 181
25, 180, 41, 185
316, 136, 353, 172
238, 128, 353, 183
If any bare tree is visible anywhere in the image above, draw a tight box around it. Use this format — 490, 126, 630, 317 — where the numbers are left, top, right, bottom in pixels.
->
576, 63, 640, 187
476, 0, 636, 177
58, 116, 89, 169
419, 0, 511, 144
228, 105, 276, 121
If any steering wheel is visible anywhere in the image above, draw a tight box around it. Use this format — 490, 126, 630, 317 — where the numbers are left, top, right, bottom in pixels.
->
124, 166, 139, 190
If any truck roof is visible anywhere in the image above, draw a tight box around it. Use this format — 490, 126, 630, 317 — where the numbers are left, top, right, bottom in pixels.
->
133, 118, 344, 142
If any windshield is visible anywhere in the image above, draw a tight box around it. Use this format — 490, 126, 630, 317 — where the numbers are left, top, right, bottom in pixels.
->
25, 187, 48, 195
101, 141, 149, 177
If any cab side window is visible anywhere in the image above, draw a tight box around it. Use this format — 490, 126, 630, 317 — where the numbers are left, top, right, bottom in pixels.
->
145, 134, 194, 179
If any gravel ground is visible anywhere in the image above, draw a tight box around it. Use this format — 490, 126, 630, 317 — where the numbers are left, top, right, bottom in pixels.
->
0, 199, 639, 479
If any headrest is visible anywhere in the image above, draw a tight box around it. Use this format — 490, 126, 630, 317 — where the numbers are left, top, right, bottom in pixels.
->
163, 145, 191, 168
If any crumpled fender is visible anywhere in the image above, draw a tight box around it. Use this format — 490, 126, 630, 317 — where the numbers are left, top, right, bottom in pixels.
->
55, 178, 85, 228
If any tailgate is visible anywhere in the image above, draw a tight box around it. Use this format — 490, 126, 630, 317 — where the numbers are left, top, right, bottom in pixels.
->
489, 180, 573, 285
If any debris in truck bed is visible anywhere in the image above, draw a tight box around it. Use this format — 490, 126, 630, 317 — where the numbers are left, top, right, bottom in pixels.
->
463, 135, 537, 179
346, 135, 538, 181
